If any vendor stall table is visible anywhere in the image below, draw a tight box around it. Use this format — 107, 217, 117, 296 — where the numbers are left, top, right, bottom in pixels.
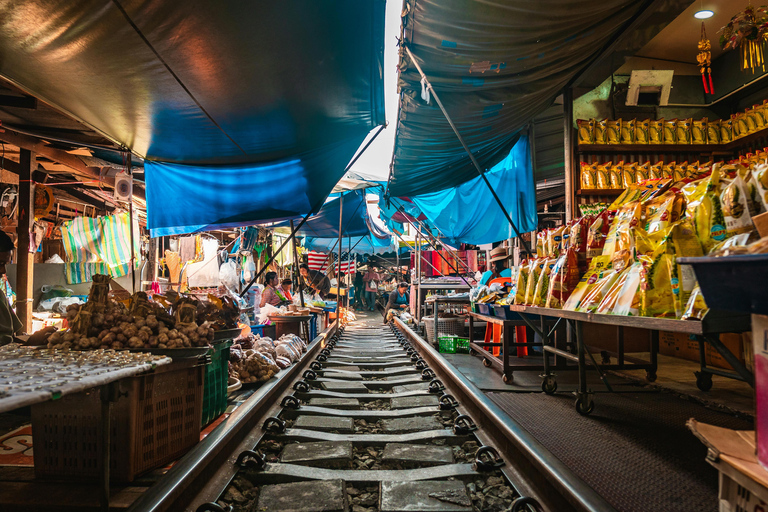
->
0, 344, 171, 510
414, 282, 471, 321
269, 314, 312, 343
425, 296, 471, 346
507, 305, 752, 415
467, 312, 544, 383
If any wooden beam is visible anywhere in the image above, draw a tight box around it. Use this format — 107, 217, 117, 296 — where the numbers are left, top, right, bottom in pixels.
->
16, 149, 34, 332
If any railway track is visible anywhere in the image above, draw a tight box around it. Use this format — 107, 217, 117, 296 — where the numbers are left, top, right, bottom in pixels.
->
128, 317, 616, 512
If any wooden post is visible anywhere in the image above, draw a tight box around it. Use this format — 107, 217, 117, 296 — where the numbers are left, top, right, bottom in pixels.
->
563, 87, 574, 223
16, 149, 35, 332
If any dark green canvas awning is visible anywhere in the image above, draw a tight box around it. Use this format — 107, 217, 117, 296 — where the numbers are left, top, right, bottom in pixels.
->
388, 0, 648, 197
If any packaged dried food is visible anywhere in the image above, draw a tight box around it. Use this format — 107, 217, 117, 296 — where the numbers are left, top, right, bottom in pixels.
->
577, 119, 595, 144
601, 261, 643, 316
682, 286, 708, 320
610, 162, 624, 188
649, 119, 664, 144
596, 163, 611, 189
721, 174, 756, 237
621, 119, 635, 144
232, 351, 279, 384
663, 119, 678, 144
532, 259, 557, 306
606, 119, 621, 144
637, 119, 650, 144
692, 119, 708, 144
545, 248, 580, 309
707, 119, 721, 144
564, 256, 611, 311
649, 162, 663, 180
677, 118, 693, 144
720, 117, 734, 143
595, 119, 608, 144
523, 259, 546, 305
514, 261, 529, 305
580, 162, 597, 189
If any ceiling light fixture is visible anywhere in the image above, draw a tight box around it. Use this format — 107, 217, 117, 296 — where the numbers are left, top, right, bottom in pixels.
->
695, 9, 715, 19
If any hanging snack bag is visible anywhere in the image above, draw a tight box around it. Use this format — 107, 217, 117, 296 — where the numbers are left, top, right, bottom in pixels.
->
606, 119, 621, 144
621, 119, 636, 144
721, 173, 756, 237
546, 248, 580, 309
637, 119, 650, 144
720, 117, 734, 143
610, 162, 624, 188
677, 118, 693, 144
596, 163, 612, 189
577, 119, 595, 144
532, 258, 557, 306
523, 259, 545, 305
563, 255, 611, 311
581, 162, 597, 189
650, 119, 664, 144
663, 119, 678, 144
692, 118, 708, 144
514, 261, 529, 305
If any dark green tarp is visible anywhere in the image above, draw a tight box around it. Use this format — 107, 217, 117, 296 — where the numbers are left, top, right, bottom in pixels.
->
389, 0, 648, 197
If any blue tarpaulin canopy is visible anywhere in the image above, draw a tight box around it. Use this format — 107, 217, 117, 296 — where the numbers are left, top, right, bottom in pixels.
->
272, 191, 372, 239
0, 0, 385, 235
302, 234, 394, 256
410, 136, 537, 245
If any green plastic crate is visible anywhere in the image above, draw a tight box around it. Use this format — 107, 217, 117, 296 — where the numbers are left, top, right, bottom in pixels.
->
438, 336, 470, 354
202, 340, 233, 426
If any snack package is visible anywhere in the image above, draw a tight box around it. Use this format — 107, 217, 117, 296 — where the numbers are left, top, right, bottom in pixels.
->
577, 119, 595, 144
677, 118, 692, 144
720, 117, 734, 143
707, 119, 721, 144
669, 220, 705, 317
644, 191, 684, 235
662, 161, 675, 179
563, 255, 611, 311
570, 216, 589, 272
595, 119, 608, 144
587, 209, 614, 262
548, 225, 567, 258
636, 162, 651, 183
650, 119, 664, 144
682, 168, 727, 252
603, 202, 643, 258
622, 164, 637, 188
637, 119, 650, 144
610, 162, 624, 188
756, 104, 767, 129
747, 107, 758, 133
682, 285, 708, 320
751, 163, 768, 212
536, 231, 547, 257
735, 112, 749, 137
649, 161, 663, 180
545, 248, 580, 309
673, 162, 688, 182
606, 119, 621, 144
523, 259, 545, 305
514, 261, 529, 304
532, 258, 557, 306
639, 250, 676, 318
621, 119, 636, 144
581, 162, 597, 189
600, 261, 644, 316
596, 163, 611, 189
692, 118, 708, 144
721, 173, 757, 237
663, 119, 678, 144
576, 267, 622, 313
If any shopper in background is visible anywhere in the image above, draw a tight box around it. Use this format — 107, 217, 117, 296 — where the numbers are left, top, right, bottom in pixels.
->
353, 270, 364, 310
478, 246, 512, 286
383, 281, 410, 323
260, 271, 283, 307
363, 266, 380, 311
299, 263, 331, 298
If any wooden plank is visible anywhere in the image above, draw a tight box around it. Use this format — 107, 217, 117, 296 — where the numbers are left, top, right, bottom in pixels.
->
16, 148, 34, 332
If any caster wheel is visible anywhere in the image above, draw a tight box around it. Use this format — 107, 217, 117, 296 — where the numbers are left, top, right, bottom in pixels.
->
600, 351, 611, 365
469, 349, 477, 356
541, 377, 557, 395
645, 371, 657, 383
483, 359, 492, 368
502, 374, 513, 384
575, 396, 595, 415
695, 371, 713, 392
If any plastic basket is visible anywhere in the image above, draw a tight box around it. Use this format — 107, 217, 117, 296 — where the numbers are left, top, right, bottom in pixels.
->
202, 340, 233, 426
32, 361, 204, 482
477, 304, 491, 316
492, 304, 522, 320
679, 254, 768, 315
439, 335, 470, 354
424, 316, 463, 342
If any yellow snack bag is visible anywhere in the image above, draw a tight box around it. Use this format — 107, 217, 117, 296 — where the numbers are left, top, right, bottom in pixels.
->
649, 162, 663, 180
721, 174, 757, 237
603, 202, 642, 257
636, 162, 651, 183
595, 119, 608, 144
756, 104, 767, 129
663, 119, 678, 144
707, 119, 720, 144
677, 118, 692, 144
580, 162, 597, 189
669, 220, 704, 317
692, 118, 707, 144
547, 225, 566, 258
621, 119, 635, 144
682, 168, 727, 252
514, 261, 529, 304
636, 119, 650, 144
644, 191, 682, 235
622, 165, 636, 188
532, 259, 557, 306
639, 250, 676, 318
536, 231, 547, 257
735, 112, 749, 137
682, 285, 708, 320
752, 163, 768, 212
662, 161, 675, 179
746, 107, 758, 133
606, 119, 621, 144
523, 259, 545, 305
610, 162, 624, 188
721, 117, 733, 143
673, 162, 687, 182
595, 163, 611, 189
649, 119, 664, 144
577, 119, 595, 144
576, 267, 622, 313
563, 255, 611, 311
599, 261, 644, 316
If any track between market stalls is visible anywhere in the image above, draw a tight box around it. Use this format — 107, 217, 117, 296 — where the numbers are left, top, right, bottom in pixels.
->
133, 318, 618, 512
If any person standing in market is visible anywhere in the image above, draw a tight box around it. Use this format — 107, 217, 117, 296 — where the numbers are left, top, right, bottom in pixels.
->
353, 270, 364, 310
299, 263, 331, 298
478, 246, 512, 286
383, 282, 410, 323
363, 266, 380, 312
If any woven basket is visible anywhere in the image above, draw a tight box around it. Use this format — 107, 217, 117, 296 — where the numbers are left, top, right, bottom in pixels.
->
423, 316, 463, 342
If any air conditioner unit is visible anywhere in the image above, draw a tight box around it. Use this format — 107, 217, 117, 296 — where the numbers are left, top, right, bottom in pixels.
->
114, 174, 132, 202
626, 70, 674, 106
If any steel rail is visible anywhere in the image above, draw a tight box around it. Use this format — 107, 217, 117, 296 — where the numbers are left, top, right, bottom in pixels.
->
394, 318, 618, 512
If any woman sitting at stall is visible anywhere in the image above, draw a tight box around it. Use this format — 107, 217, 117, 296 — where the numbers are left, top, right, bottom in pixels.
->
478, 246, 512, 286
277, 278, 293, 302
260, 272, 284, 307
383, 282, 410, 323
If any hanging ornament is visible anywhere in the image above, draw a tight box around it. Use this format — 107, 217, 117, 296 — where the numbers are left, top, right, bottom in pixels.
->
719, 4, 768, 73
698, 22, 714, 94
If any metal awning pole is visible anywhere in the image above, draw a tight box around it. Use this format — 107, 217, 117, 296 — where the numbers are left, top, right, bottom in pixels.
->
343, 124, 386, 174
336, 195, 344, 318
290, 220, 305, 307
403, 45, 532, 258
240, 211, 312, 297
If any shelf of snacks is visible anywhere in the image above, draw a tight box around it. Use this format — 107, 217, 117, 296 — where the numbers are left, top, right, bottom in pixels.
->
578, 143, 721, 154
576, 188, 624, 196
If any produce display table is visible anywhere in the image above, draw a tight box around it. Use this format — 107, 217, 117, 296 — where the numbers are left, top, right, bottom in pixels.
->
0, 344, 171, 510
269, 314, 312, 342
425, 296, 471, 346
507, 305, 752, 415
467, 312, 544, 383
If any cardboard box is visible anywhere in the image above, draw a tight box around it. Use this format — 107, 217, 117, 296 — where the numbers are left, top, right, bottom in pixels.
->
688, 419, 768, 512
706, 333, 746, 371
658, 331, 746, 371
753, 211, 768, 238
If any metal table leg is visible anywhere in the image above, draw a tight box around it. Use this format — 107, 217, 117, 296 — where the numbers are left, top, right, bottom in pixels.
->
434, 299, 440, 347
502, 322, 512, 383
574, 320, 594, 415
